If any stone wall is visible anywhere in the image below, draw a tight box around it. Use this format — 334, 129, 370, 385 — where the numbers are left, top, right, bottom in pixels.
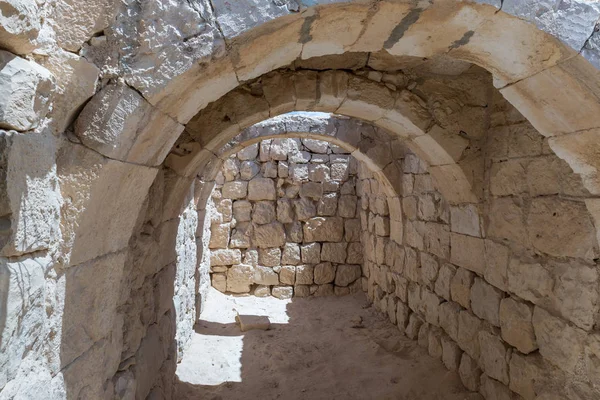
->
360, 96, 600, 399
207, 138, 364, 299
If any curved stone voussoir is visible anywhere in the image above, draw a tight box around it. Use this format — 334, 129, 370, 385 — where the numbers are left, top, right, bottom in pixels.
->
75, 84, 184, 166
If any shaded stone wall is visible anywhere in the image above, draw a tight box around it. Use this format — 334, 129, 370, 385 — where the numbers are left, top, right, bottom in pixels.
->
360, 98, 600, 399
206, 138, 364, 298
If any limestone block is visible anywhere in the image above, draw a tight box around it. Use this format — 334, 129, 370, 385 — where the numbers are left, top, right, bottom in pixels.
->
243, 249, 259, 266
459, 353, 482, 392
240, 160, 260, 180
478, 331, 510, 384
295, 265, 314, 285
428, 327, 443, 359
278, 161, 289, 178
216, 199, 233, 223
281, 243, 300, 266
303, 217, 344, 242
346, 242, 363, 265
0, 131, 61, 257
270, 138, 300, 161
435, 263, 456, 301
279, 266, 296, 285
405, 219, 425, 250
335, 264, 362, 287
276, 199, 294, 223
253, 265, 279, 286
507, 259, 553, 305
396, 301, 410, 332
450, 233, 485, 275
331, 162, 350, 181
344, 219, 361, 242
0, 0, 42, 54
212, 273, 227, 292
237, 143, 259, 160
509, 353, 544, 400
294, 285, 310, 298
418, 323, 431, 349
317, 192, 338, 216
439, 302, 461, 342
252, 201, 276, 224
236, 315, 271, 332
254, 285, 270, 297
490, 160, 527, 196
227, 264, 254, 293
209, 223, 230, 249
42, 50, 100, 133
532, 306, 586, 372
315, 284, 335, 297
403, 197, 417, 220
314, 262, 336, 285
338, 195, 357, 218
499, 297, 537, 354
294, 197, 317, 221
321, 242, 347, 264
450, 204, 481, 237
441, 335, 463, 371
479, 375, 514, 400
422, 289, 442, 325
233, 200, 252, 222
258, 248, 281, 267
211, 249, 242, 266
451, 268, 475, 309
0, 254, 49, 385
483, 240, 509, 292
527, 197, 597, 260
457, 311, 483, 359
552, 260, 599, 331
487, 197, 528, 244
261, 161, 278, 178
285, 222, 303, 243
222, 181, 248, 199
308, 163, 331, 183
253, 222, 285, 248
425, 222, 450, 259
301, 243, 321, 264
471, 278, 503, 327
230, 222, 252, 249
300, 181, 323, 200
404, 247, 421, 283
290, 163, 309, 181
420, 252, 439, 287
248, 177, 276, 201
405, 314, 423, 340
272, 286, 293, 299
0, 52, 53, 131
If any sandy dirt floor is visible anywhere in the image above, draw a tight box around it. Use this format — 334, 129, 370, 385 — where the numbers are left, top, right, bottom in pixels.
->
175, 289, 481, 400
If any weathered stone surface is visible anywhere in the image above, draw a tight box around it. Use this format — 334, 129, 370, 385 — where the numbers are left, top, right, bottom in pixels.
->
209, 223, 230, 249
335, 264, 361, 287
294, 197, 317, 221
227, 264, 254, 293
211, 249, 242, 266
272, 286, 294, 299
478, 331, 509, 384
451, 268, 475, 310
248, 177, 276, 200
222, 181, 248, 199
434, 263, 456, 301
252, 201, 276, 224
301, 242, 321, 264
499, 297, 537, 354
233, 200, 252, 222
457, 311, 483, 359
0, 51, 53, 131
321, 242, 347, 264
0, 0, 42, 54
279, 266, 296, 285
532, 306, 586, 372
281, 243, 301, 265
253, 222, 285, 248
240, 160, 260, 180
258, 247, 281, 267
459, 353, 482, 392
253, 265, 279, 286
470, 278, 503, 327
450, 233, 485, 275
441, 335, 463, 371
314, 262, 336, 285
295, 265, 314, 285
303, 217, 344, 242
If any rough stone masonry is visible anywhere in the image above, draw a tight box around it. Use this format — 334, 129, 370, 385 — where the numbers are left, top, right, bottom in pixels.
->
207, 137, 363, 298
4, 1, 600, 400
